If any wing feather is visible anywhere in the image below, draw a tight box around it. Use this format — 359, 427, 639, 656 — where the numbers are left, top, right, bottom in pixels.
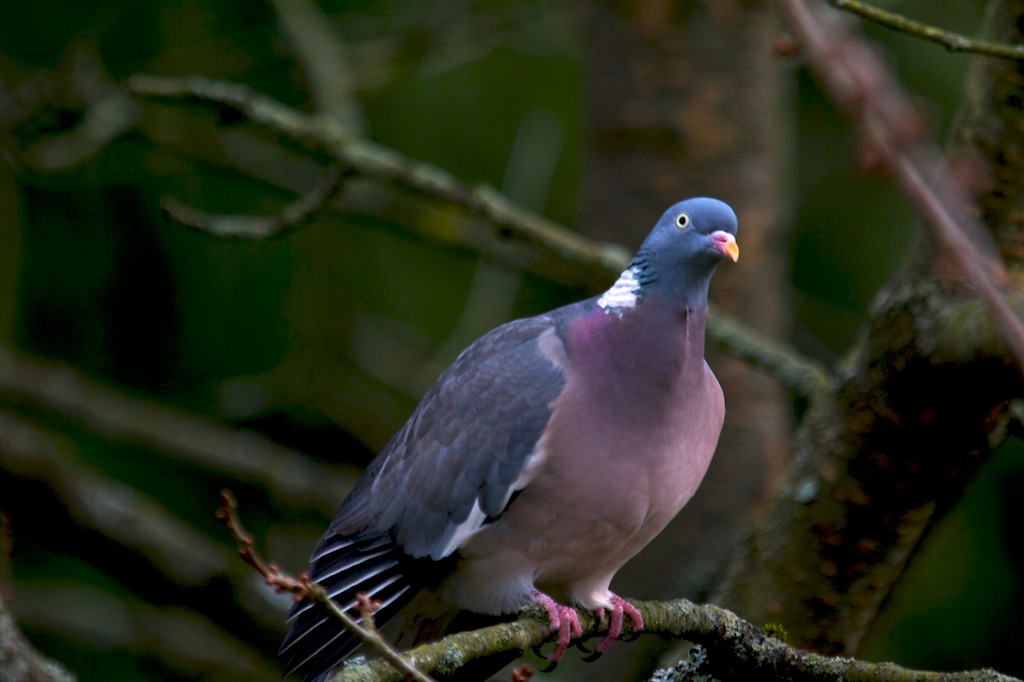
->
331, 312, 571, 555
280, 308, 577, 680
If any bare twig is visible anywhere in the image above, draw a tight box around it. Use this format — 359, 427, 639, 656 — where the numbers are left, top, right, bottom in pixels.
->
214, 491, 281, 584
215, 491, 436, 682
355, 593, 383, 635
782, 0, 1024, 372
828, 0, 1024, 60
161, 164, 344, 238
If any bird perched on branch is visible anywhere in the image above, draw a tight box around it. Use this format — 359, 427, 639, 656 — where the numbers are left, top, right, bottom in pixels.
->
281, 197, 740, 681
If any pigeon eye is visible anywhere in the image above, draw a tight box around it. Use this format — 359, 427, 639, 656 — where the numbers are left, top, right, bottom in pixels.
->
675, 213, 690, 230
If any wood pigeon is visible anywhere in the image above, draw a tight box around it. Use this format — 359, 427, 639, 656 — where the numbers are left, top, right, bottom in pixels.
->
280, 197, 740, 680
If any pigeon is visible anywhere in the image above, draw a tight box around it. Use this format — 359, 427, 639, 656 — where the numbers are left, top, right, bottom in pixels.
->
280, 197, 739, 680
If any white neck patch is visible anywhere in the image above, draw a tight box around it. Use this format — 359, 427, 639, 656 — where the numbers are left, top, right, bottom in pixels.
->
597, 266, 641, 314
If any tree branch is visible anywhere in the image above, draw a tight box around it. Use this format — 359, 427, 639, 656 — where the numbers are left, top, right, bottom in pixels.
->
215, 492, 1019, 682
333, 599, 1020, 682
0, 345, 358, 514
827, 0, 1024, 60
707, 303, 832, 397
125, 73, 831, 396
161, 164, 344, 238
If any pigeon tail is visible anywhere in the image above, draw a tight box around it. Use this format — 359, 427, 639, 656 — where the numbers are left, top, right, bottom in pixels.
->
280, 530, 419, 681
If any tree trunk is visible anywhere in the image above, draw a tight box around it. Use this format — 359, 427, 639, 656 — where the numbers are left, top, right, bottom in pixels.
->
578, 0, 792, 675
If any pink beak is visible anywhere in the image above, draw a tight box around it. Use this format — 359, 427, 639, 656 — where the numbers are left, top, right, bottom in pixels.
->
709, 230, 740, 262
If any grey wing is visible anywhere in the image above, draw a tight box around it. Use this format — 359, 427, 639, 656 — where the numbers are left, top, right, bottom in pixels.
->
335, 310, 570, 558
280, 309, 573, 680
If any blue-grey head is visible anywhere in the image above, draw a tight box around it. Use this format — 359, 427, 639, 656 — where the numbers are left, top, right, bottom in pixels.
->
598, 197, 739, 314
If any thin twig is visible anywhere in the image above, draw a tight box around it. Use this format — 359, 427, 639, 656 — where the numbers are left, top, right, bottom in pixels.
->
828, 0, 1024, 60
161, 164, 344, 238
215, 491, 437, 682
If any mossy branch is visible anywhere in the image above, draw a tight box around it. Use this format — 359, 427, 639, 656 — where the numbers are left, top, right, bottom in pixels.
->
332, 599, 1019, 682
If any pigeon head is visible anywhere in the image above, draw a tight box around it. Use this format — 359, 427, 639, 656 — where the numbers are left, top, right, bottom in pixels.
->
597, 197, 739, 314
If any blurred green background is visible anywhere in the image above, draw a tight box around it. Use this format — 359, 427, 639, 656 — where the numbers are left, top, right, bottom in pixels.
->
1, 0, 1022, 680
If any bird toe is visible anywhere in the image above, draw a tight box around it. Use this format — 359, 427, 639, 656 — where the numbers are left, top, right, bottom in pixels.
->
594, 594, 643, 654
530, 591, 582, 666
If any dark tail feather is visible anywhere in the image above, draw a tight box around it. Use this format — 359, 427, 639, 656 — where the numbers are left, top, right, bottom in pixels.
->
280, 530, 419, 681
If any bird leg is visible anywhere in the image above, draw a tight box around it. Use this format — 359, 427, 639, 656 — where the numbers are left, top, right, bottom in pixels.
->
530, 591, 582, 665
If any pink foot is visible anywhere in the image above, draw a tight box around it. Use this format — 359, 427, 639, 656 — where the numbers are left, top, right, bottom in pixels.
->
594, 594, 644, 654
530, 591, 583, 663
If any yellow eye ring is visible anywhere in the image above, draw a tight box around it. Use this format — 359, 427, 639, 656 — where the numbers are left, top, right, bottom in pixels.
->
675, 213, 690, 230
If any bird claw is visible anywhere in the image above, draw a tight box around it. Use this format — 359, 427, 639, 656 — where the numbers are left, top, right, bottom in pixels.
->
530, 591, 582, 667
538, 658, 560, 673
593, 594, 644, 654
529, 592, 643, 665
